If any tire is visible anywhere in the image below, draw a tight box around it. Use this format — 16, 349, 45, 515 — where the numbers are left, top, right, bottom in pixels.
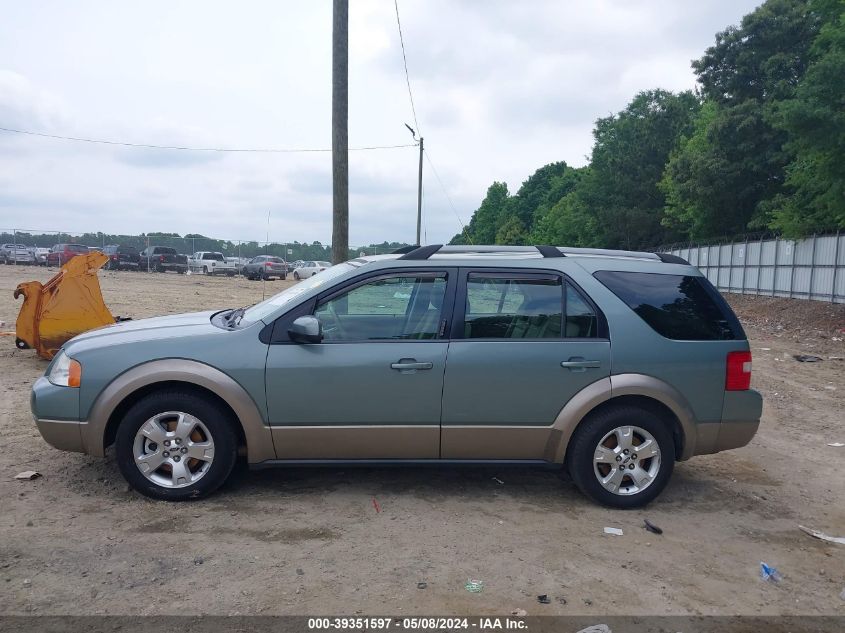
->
203, 266, 210, 276
567, 405, 675, 509
294, 271, 300, 280
115, 389, 238, 501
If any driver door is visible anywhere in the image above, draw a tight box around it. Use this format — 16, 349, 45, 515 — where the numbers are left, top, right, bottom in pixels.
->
265, 268, 456, 460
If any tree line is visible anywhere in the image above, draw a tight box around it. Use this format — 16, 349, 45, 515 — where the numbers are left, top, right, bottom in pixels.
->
0, 230, 409, 262
451, 0, 845, 250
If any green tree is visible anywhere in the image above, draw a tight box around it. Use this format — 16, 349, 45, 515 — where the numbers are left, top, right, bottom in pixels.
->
582, 89, 701, 249
768, 1, 845, 234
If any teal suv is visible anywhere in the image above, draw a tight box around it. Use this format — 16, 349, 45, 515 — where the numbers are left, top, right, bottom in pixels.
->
30, 245, 762, 507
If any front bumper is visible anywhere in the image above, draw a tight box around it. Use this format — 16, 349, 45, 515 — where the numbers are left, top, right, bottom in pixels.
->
31, 376, 87, 454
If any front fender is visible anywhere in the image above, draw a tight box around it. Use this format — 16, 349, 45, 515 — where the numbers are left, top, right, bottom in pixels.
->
83, 358, 275, 463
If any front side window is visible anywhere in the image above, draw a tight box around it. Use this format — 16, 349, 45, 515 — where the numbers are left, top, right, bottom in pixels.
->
315, 274, 447, 341
593, 271, 740, 340
464, 274, 562, 339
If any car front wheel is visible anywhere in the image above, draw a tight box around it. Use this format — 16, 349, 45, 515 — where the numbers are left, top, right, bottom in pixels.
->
115, 390, 238, 501
567, 405, 674, 508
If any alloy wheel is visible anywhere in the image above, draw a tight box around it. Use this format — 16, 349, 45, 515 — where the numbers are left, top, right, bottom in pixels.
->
132, 411, 215, 488
592, 425, 661, 496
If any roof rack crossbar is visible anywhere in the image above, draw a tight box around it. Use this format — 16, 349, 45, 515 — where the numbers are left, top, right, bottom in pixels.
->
398, 244, 567, 260
398, 244, 443, 260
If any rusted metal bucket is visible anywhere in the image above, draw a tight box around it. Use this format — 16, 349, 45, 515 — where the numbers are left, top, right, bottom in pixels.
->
13, 252, 116, 359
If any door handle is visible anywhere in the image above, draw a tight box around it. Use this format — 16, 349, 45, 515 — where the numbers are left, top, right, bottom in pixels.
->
391, 359, 434, 372
561, 357, 601, 372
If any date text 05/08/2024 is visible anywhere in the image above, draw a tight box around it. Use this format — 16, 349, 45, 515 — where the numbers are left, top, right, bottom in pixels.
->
307, 617, 527, 630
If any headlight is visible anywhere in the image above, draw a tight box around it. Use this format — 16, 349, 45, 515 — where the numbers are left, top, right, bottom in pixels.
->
48, 350, 82, 388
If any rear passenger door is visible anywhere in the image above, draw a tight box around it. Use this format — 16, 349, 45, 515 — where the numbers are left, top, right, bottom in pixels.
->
440, 269, 611, 460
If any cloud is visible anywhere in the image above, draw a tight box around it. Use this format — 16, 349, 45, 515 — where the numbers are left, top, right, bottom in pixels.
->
0, 1, 762, 244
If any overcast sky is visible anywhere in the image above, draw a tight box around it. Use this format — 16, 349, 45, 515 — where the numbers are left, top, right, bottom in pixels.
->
0, 0, 761, 246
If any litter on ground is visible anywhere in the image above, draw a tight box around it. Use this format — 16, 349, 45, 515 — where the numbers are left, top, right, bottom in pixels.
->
798, 525, 845, 545
464, 579, 484, 593
760, 562, 782, 583
14, 471, 41, 480
603, 527, 624, 536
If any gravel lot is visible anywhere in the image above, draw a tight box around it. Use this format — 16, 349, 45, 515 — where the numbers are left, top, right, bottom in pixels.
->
1, 264, 843, 616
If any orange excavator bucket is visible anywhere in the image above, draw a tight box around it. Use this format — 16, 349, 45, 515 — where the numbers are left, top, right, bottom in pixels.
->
13, 252, 116, 359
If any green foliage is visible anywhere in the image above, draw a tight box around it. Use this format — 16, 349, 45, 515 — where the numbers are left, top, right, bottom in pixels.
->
767, 2, 845, 235
456, 0, 844, 248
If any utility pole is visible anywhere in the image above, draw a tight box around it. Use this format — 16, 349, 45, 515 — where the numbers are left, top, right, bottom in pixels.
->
331, 0, 349, 264
416, 136, 423, 245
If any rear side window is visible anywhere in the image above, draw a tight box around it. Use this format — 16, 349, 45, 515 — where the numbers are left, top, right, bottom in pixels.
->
593, 271, 741, 340
464, 274, 562, 339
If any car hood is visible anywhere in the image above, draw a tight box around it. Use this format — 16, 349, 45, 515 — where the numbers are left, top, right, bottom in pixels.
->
64, 311, 220, 353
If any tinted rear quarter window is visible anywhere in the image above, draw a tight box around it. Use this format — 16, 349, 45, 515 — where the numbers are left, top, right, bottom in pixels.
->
593, 271, 742, 341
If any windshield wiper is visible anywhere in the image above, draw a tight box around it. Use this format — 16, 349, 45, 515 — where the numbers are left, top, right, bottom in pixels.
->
224, 307, 246, 328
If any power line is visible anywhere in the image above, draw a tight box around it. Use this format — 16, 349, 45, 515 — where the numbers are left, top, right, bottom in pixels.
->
424, 148, 472, 243
0, 126, 417, 153
393, 0, 421, 136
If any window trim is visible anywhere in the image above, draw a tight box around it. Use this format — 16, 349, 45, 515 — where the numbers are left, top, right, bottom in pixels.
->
450, 267, 608, 341
266, 267, 458, 345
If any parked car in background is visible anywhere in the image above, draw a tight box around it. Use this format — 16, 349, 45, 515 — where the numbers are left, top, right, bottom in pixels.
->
188, 252, 235, 276
29, 247, 50, 266
29, 244, 761, 505
46, 244, 90, 267
139, 246, 188, 273
293, 260, 331, 279
242, 255, 287, 280
1, 243, 35, 265
287, 260, 304, 275
102, 245, 141, 270
226, 257, 250, 275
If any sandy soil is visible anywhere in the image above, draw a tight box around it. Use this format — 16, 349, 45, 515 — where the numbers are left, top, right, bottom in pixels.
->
0, 264, 843, 616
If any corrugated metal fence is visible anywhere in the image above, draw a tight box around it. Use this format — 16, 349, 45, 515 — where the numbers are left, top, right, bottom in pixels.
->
669, 233, 844, 304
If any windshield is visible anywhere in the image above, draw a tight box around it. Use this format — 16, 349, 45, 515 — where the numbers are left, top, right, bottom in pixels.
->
240, 262, 355, 324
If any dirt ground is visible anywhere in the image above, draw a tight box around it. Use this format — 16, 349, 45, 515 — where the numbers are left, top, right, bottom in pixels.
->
0, 264, 843, 617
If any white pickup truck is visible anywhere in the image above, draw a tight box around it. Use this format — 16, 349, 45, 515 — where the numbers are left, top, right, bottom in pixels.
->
188, 251, 236, 276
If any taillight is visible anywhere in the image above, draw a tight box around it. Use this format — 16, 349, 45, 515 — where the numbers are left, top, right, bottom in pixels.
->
726, 351, 752, 391
160, 255, 165, 262
265, 262, 273, 267
111, 255, 118, 260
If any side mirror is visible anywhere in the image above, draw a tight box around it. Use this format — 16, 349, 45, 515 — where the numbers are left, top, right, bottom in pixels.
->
288, 315, 323, 344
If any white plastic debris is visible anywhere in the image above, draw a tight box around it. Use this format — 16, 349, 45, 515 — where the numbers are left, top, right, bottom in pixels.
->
798, 525, 845, 545
14, 471, 41, 480
828, 442, 844, 447
603, 527, 624, 536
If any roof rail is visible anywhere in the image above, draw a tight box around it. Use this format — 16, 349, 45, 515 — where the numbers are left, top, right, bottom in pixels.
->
399, 244, 566, 260
394, 244, 689, 263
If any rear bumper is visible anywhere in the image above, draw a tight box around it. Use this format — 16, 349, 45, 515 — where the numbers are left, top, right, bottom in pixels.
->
716, 389, 763, 451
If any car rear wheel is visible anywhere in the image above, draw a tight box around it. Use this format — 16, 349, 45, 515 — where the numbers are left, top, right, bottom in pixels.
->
567, 405, 674, 508
294, 271, 300, 280
115, 390, 238, 501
